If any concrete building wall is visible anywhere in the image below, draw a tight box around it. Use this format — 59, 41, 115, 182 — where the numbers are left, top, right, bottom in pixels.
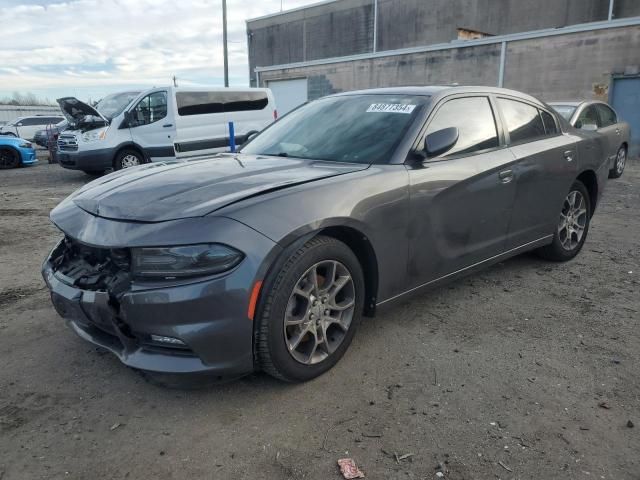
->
257, 25, 640, 104
247, 0, 640, 85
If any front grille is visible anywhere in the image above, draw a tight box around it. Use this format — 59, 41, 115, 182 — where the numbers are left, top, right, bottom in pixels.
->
57, 134, 78, 151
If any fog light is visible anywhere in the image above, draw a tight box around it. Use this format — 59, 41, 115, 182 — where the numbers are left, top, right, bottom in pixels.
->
150, 334, 186, 346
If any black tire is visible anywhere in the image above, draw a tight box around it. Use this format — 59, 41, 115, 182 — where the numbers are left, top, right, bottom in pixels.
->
0, 147, 20, 169
256, 235, 365, 382
608, 145, 627, 179
537, 180, 591, 262
114, 149, 144, 171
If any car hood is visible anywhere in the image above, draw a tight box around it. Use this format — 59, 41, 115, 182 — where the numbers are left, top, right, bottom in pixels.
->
57, 97, 108, 125
64, 154, 369, 222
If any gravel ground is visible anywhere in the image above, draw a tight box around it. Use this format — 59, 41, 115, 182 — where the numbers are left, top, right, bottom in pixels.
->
0, 161, 638, 480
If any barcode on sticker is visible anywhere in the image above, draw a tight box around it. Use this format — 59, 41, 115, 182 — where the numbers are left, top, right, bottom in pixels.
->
366, 103, 416, 114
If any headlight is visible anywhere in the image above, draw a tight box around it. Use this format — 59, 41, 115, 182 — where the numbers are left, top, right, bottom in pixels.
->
82, 128, 108, 143
131, 244, 244, 279
19, 142, 32, 148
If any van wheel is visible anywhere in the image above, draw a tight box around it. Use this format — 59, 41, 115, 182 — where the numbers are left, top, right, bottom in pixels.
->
114, 149, 144, 170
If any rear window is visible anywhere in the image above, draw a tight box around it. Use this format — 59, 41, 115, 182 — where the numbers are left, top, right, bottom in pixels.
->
176, 91, 269, 116
551, 105, 577, 121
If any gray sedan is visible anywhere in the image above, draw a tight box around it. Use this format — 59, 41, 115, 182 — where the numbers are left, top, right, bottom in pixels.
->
550, 101, 630, 178
42, 86, 609, 383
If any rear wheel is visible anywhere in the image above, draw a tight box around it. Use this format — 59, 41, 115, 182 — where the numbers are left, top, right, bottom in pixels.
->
114, 149, 144, 170
0, 147, 20, 169
609, 145, 627, 179
537, 180, 591, 261
257, 236, 364, 382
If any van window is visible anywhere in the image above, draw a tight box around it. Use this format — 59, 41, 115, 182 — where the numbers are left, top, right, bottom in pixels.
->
176, 91, 268, 116
498, 98, 546, 144
131, 91, 167, 126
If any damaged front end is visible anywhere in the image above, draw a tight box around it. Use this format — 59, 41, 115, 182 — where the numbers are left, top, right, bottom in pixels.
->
43, 237, 194, 365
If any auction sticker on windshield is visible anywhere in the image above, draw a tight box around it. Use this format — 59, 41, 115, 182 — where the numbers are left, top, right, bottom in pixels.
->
366, 103, 416, 114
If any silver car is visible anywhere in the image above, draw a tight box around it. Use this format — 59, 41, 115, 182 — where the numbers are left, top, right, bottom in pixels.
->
550, 101, 630, 178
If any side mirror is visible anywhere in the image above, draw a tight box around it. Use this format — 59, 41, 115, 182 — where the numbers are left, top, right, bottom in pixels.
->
425, 127, 459, 158
120, 111, 133, 129
581, 123, 598, 131
244, 131, 259, 144
16, 122, 23, 127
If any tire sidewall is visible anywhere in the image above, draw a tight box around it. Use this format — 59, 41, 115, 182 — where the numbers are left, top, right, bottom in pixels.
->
0, 148, 20, 169
548, 181, 592, 260
613, 146, 626, 178
259, 238, 365, 382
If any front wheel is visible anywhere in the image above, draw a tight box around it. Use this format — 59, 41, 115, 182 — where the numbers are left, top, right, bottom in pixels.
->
114, 149, 144, 170
256, 236, 364, 382
0, 147, 20, 169
537, 180, 591, 262
609, 146, 627, 179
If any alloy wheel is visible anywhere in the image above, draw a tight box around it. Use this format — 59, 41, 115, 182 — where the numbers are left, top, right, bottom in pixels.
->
616, 148, 626, 175
558, 190, 587, 251
284, 260, 356, 365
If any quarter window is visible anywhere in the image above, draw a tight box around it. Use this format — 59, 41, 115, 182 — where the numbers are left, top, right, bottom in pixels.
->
595, 104, 617, 127
131, 91, 167, 126
177, 91, 269, 116
424, 96, 499, 157
498, 98, 546, 144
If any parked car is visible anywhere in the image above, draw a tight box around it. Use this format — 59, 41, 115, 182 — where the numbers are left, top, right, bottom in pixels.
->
0, 136, 37, 168
43, 86, 609, 383
0, 115, 64, 141
549, 101, 630, 178
33, 120, 68, 148
56, 86, 277, 175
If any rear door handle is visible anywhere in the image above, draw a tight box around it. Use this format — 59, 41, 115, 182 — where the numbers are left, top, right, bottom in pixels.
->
615, 128, 621, 135
564, 150, 574, 162
163, 123, 173, 128
499, 169, 514, 183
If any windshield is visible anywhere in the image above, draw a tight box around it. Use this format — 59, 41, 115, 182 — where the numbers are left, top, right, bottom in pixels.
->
241, 94, 429, 164
96, 91, 141, 120
551, 105, 577, 121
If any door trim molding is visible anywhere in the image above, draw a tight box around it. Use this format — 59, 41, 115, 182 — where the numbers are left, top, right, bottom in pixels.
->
377, 234, 553, 306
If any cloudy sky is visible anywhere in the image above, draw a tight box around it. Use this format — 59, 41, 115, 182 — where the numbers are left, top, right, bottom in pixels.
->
0, 0, 319, 102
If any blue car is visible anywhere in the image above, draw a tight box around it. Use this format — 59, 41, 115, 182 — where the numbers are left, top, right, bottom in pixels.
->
0, 136, 38, 169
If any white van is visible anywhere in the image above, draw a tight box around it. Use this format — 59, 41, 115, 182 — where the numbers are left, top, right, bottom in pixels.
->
56, 86, 277, 174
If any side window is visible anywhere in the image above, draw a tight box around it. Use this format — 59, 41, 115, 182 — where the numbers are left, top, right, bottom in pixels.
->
176, 91, 269, 116
424, 96, 499, 157
498, 98, 546, 144
20, 118, 39, 126
131, 91, 167, 126
596, 104, 617, 127
575, 106, 601, 129
540, 110, 559, 135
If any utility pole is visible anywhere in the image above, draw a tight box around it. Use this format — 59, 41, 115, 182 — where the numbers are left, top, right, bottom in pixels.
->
222, 0, 229, 87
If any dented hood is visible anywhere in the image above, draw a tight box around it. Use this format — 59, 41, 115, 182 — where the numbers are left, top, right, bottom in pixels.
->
64, 155, 369, 222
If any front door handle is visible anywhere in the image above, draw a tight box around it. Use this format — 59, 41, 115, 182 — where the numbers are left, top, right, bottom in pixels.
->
564, 150, 574, 162
499, 169, 514, 183
163, 123, 173, 128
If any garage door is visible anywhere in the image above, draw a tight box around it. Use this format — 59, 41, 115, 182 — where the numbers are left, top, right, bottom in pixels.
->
611, 76, 640, 158
267, 78, 308, 116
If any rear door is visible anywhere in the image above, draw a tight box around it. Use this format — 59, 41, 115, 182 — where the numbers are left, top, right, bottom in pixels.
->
127, 89, 176, 161
407, 95, 517, 288
497, 97, 578, 249
594, 103, 622, 168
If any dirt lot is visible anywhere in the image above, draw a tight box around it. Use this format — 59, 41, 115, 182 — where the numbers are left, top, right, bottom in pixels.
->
0, 160, 639, 480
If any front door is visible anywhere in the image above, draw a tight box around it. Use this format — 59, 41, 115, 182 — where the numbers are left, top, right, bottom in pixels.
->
128, 90, 176, 161
407, 95, 517, 288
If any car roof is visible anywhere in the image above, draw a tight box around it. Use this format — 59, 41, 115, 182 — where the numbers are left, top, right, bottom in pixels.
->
331, 85, 546, 105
